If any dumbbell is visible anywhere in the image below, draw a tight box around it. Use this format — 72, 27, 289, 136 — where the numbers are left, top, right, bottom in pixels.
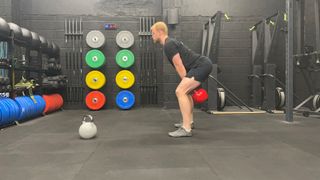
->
52, 81, 59, 88
42, 77, 49, 83
47, 76, 54, 81
56, 64, 62, 71
47, 63, 55, 70
47, 58, 56, 64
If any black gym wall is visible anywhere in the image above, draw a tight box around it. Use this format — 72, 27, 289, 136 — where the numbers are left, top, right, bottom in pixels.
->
0, 0, 12, 21
0, 0, 20, 22
2, 0, 286, 109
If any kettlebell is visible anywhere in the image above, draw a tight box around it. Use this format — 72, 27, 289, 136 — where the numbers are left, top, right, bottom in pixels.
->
192, 88, 208, 104
79, 114, 97, 139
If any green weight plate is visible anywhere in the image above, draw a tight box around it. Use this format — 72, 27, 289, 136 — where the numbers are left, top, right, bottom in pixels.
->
85, 50, 106, 69
115, 50, 135, 69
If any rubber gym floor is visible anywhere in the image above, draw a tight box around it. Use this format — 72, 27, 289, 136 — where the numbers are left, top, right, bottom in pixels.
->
0, 108, 319, 180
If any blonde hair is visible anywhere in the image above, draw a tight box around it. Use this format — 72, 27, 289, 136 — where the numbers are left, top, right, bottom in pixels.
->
151, 21, 168, 35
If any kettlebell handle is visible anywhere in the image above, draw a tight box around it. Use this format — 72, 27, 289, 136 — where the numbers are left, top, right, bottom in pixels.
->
83, 114, 94, 122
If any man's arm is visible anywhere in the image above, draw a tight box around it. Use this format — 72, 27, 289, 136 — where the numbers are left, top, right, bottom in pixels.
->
172, 53, 186, 79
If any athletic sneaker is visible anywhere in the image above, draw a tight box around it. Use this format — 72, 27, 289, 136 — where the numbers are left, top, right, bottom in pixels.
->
168, 127, 192, 137
174, 122, 195, 129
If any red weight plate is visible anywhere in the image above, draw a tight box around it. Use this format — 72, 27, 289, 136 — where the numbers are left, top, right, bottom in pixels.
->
42, 94, 64, 114
57, 94, 64, 108
42, 95, 50, 113
51, 94, 59, 111
48, 95, 56, 112
85, 91, 106, 110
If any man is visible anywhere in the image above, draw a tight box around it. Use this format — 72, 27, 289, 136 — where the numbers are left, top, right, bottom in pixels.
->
151, 21, 213, 137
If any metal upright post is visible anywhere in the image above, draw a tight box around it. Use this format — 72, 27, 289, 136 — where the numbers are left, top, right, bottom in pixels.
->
315, 0, 320, 51
286, 0, 294, 122
296, 0, 305, 54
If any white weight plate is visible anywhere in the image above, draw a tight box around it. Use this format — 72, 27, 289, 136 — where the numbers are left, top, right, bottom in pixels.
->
217, 88, 226, 110
279, 91, 285, 108
86, 30, 105, 48
276, 87, 286, 108
313, 94, 320, 110
116, 30, 134, 48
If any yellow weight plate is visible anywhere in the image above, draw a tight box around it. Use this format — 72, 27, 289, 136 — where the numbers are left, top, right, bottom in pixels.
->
85, 70, 106, 89
115, 70, 135, 89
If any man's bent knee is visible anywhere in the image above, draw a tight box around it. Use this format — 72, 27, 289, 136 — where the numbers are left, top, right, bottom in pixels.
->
175, 87, 187, 97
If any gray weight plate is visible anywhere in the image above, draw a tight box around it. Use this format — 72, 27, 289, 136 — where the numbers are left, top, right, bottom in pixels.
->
21, 27, 32, 46
30, 31, 41, 50
116, 31, 134, 48
86, 30, 105, 48
8, 22, 23, 42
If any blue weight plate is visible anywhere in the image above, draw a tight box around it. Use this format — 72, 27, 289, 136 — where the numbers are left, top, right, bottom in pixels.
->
32, 96, 43, 117
0, 101, 2, 124
0, 97, 4, 123
2, 98, 13, 123
0, 102, 8, 124
26, 96, 36, 118
12, 99, 20, 121
33, 96, 43, 116
0, 99, 7, 125
24, 97, 35, 119
19, 97, 29, 120
34, 95, 45, 115
5, 98, 18, 122
15, 97, 28, 121
35, 95, 45, 115
31, 96, 39, 116
14, 97, 22, 121
0, 99, 10, 124
6, 98, 19, 122
115, 90, 135, 110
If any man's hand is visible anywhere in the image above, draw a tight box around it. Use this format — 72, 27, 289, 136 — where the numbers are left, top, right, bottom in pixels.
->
172, 53, 186, 79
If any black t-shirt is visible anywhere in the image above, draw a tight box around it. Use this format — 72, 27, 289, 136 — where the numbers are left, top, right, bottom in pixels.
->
164, 38, 201, 71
